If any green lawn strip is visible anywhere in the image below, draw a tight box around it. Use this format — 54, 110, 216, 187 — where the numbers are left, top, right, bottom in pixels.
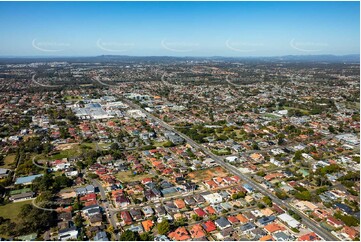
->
0, 200, 32, 222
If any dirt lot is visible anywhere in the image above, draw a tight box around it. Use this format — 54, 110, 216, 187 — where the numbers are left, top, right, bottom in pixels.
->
187, 166, 229, 183
56, 143, 79, 151
115, 170, 155, 183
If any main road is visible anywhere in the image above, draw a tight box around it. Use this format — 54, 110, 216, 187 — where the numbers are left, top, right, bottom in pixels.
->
121, 98, 339, 241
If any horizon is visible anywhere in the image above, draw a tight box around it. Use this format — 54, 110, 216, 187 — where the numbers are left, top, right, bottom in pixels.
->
0, 1, 359, 57
0, 53, 360, 59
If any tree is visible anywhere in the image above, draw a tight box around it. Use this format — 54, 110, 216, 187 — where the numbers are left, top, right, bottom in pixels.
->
110, 142, 120, 151
293, 150, 303, 161
256, 171, 266, 177
257, 203, 266, 209
275, 190, 288, 200
334, 212, 359, 226
32, 173, 54, 192
252, 142, 259, 150
192, 214, 201, 221
88, 173, 99, 179
163, 141, 175, 147
328, 125, 336, 133
16, 204, 57, 234
157, 220, 170, 235
262, 196, 273, 207
294, 190, 312, 201
74, 213, 84, 228
209, 214, 217, 221
140, 232, 154, 241
119, 230, 140, 241
53, 175, 73, 191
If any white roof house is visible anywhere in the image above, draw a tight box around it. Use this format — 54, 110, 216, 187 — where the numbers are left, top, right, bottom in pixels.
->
278, 213, 300, 228
202, 193, 223, 204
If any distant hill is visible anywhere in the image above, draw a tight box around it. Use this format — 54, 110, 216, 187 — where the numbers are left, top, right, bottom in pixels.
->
0, 54, 358, 64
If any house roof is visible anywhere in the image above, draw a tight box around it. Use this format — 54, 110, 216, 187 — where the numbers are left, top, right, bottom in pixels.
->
236, 213, 249, 223
204, 205, 216, 215
260, 234, 274, 241
120, 211, 132, 223
215, 217, 231, 228
227, 216, 239, 224
194, 207, 207, 217
168, 227, 190, 241
298, 232, 319, 241
141, 220, 154, 232
202, 221, 217, 232
273, 232, 291, 241
258, 215, 276, 225
15, 174, 43, 185
174, 199, 186, 209
264, 223, 285, 233
261, 208, 274, 216
189, 224, 206, 239
342, 226, 359, 239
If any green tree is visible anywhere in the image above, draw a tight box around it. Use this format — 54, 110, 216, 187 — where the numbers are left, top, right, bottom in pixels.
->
53, 175, 73, 191
140, 232, 154, 241
262, 196, 273, 207
334, 212, 359, 226
157, 220, 170, 235
119, 230, 140, 241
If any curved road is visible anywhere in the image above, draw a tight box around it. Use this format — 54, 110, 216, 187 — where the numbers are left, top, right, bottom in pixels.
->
122, 98, 339, 241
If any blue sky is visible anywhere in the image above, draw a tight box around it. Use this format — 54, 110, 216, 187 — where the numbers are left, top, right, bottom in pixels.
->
0, 1, 359, 57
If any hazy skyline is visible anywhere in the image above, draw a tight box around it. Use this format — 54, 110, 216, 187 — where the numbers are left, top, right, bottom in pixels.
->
0, 1, 359, 57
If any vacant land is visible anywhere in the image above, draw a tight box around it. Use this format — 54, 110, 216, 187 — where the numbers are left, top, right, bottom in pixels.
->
115, 170, 154, 183
1, 154, 16, 168
36, 143, 82, 160
188, 166, 229, 183
64, 95, 83, 101
0, 200, 32, 222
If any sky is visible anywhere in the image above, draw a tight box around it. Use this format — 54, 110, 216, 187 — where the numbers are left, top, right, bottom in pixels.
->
0, 1, 359, 57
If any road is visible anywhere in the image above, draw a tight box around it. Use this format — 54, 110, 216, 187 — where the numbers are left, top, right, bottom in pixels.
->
121, 98, 339, 241
92, 179, 120, 240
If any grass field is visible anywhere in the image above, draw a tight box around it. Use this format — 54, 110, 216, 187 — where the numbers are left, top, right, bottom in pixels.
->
188, 166, 229, 183
51, 146, 82, 159
152, 141, 169, 147
64, 95, 83, 101
1, 154, 16, 168
283, 106, 310, 115
115, 170, 154, 183
263, 113, 281, 119
212, 148, 231, 156
98, 143, 112, 150
35, 144, 83, 160
0, 200, 32, 222
80, 142, 96, 149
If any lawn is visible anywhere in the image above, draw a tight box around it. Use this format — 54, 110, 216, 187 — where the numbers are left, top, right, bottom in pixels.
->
1, 154, 16, 168
64, 95, 83, 101
35, 144, 83, 160
283, 106, 310, 115
262, 163, 278, 171
51, 147, 81, 160
0, 200, 32, 222
80, 142, 97, 150
152, 141, 169, 147
212, 148, 231, 155
263, 113, 281, 119
98, 143, 112, 150
115, 170, 154, 183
